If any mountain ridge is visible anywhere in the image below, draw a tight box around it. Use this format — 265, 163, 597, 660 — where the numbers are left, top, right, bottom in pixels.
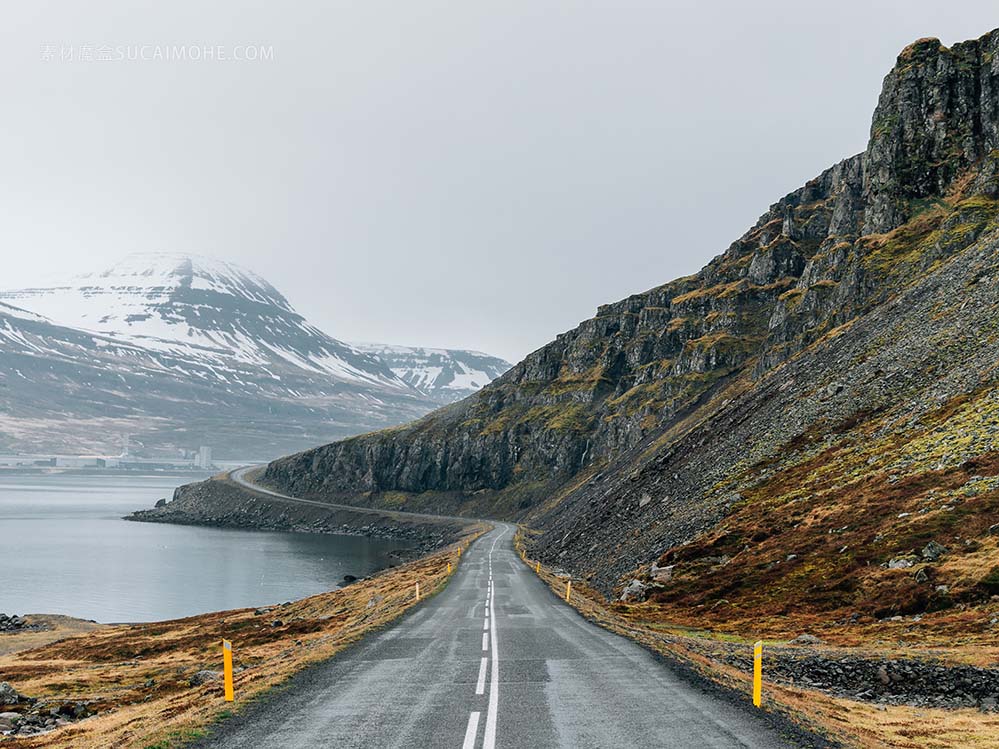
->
350, 342, 512, 404
0, 253, 508, 457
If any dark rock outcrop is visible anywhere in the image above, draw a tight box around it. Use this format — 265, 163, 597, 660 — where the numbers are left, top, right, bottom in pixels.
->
0, 614, 45, 634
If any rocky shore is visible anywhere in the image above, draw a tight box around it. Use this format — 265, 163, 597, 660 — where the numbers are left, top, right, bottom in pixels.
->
127, 474, 479, 559
0, 614, 46, 635
0, 682, 94, 738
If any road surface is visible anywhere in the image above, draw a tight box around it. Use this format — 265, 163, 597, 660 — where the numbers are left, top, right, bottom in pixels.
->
196, 487, 817, 748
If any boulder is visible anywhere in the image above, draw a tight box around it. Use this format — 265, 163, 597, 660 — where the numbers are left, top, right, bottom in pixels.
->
922, 541, 948, 561
0, 683, 23, 706
789, 633, 824, 646
649, 562, 674, 583
188, 670, 222, 687
619, 579, 649, 602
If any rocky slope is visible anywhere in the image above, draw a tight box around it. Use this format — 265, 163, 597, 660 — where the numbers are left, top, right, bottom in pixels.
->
0, 254, 508, 458
257, 29, 999, 629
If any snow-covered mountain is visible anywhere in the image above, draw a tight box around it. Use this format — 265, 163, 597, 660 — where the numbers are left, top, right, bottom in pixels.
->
0, 253, 507, 458
352, 343, 511, 404
2, 253, 402, 388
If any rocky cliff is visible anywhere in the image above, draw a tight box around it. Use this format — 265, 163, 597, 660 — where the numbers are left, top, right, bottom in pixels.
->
261, 30, 999, 621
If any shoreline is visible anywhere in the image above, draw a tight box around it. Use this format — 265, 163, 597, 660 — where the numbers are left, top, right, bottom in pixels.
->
1, 491, 487, 747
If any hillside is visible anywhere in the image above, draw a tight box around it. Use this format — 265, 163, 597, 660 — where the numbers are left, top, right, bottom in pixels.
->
0, 254, 508, 458
253, 29, 999, 633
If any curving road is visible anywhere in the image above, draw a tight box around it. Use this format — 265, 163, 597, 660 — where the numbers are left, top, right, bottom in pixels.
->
229, 465, 462, 525
194, 477, 819, 748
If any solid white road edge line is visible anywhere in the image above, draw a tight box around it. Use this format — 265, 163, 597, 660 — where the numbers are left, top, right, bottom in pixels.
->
482, 527, 505, 749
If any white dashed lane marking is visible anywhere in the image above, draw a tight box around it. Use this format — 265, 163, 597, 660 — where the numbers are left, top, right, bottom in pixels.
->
476, 657, 488, 695
461, 711, 480, 749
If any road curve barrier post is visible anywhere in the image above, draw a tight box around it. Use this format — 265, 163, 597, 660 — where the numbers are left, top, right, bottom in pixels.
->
753, 641, 762, 708
565, 580, 572, 602
222, 639, 234, 702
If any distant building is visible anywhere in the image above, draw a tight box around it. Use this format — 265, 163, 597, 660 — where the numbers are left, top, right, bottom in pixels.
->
54, 456, 99, 468
196, 446, 213, 470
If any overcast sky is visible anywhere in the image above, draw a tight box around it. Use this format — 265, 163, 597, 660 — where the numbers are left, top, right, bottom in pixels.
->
2, 2, 997, 363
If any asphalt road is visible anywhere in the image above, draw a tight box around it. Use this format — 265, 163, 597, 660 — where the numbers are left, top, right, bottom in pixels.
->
196, 515, 816, 749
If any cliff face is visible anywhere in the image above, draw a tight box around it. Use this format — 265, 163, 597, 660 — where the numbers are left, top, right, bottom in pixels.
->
264, 30, 999, 608
863, 34, 999, 235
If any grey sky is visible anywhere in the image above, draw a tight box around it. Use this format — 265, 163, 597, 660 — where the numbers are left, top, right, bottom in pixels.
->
2, 2, 996, 363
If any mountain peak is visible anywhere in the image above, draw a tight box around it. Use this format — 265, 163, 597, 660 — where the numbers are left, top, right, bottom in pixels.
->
77, 252, 293, 313
863, 26, 999, 233
1, 252, 298, 348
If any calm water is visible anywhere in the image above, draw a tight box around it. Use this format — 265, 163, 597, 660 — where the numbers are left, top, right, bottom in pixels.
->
0, 474, 408, 622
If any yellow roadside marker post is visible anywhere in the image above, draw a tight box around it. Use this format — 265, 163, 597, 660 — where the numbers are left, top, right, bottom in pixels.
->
222, 639, 234, 702
416, 582, 421, 601
448, 562, 452, 574
753, 641, 763, 708
565, 580, 572, 602
535, 561, 540, 574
